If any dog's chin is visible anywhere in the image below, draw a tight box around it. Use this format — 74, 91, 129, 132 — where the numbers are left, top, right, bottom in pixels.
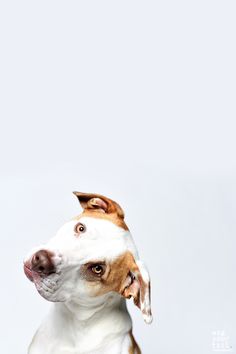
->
33, 278, 69, 302
28, 271, 68, 302
24, 264, 72, 302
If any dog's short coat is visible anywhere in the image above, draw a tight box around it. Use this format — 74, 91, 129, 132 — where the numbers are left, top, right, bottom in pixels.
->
24, 192, 152, 354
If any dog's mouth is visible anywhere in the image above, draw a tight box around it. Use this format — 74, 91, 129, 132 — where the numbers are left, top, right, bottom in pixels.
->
23, 263, 56, 282
24, 264, 37, 282
23, 261, 66, 302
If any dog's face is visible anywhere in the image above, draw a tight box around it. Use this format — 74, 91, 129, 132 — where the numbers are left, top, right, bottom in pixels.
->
24, 192, 152, 323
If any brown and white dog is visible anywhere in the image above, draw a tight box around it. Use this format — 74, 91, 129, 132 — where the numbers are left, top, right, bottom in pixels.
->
24, 192, 152, 354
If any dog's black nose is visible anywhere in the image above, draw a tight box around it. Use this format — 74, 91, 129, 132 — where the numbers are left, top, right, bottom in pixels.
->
31, 250, 55, 275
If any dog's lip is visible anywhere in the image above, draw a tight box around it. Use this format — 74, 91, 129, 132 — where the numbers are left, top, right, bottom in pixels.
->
23, 263, 58, 282
23, 264, 34, 282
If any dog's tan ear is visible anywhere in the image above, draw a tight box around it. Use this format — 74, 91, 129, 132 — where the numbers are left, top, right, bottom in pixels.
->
73, 191, 125, 218
122, 257, 152, 324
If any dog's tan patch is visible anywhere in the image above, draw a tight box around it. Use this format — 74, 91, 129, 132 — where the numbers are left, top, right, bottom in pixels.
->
92, 251, 152, 323
95, 251, 138, 295
84, 251, 151, 320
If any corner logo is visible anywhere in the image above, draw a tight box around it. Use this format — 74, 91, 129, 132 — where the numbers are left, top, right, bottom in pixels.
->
212, 330, 232, 352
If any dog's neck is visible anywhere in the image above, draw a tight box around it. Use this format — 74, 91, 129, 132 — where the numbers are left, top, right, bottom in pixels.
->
63, 292, 125, 321
48, 293, 132, 352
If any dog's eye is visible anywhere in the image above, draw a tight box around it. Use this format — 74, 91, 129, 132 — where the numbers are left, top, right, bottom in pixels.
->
91, 264, 105, 276
74, 222, 86, 234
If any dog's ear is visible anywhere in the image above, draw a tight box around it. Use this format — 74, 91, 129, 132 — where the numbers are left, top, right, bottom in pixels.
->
122, 258, 152, 324
73, 191, 125, 218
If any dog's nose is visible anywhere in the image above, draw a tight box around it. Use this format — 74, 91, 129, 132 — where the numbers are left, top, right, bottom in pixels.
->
31, 250, 55, 275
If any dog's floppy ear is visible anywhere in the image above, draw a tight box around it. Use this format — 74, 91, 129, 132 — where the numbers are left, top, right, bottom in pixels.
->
73, 191, 125, 218
122, 257, 152, 324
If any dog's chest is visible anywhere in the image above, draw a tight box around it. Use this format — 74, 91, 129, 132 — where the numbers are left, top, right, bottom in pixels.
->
30, 334, 126, 354
29, 303, 132, 354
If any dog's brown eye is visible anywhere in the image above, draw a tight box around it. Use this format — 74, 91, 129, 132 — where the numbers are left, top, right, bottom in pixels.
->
74, 222, 86, 234
78, 225, 85, 232
91, 265, 104, 276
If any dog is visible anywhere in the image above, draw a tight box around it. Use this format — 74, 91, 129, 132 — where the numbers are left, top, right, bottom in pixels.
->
24, 192, 152, 354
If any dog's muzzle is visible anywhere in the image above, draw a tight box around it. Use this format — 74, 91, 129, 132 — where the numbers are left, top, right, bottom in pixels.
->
24, 250, 56, 282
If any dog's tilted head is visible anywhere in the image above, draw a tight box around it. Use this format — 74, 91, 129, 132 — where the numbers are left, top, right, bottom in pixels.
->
24, 192, 152, 324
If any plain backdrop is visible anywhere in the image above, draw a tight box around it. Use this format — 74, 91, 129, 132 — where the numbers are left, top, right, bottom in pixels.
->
0, 1, 236, 354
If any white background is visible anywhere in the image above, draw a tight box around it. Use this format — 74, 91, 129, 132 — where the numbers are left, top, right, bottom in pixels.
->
0, 1, 236, 353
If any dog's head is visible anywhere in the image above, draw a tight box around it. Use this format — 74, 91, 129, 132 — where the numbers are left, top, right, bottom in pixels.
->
24, 192, 152, 323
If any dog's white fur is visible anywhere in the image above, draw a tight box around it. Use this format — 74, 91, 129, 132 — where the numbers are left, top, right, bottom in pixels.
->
24, 195, 152, 354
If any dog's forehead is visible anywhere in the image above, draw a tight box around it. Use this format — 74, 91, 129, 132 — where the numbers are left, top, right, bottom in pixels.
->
57, 216, 125, 238
53, 216, 138, 261
77, 216, 126, 238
